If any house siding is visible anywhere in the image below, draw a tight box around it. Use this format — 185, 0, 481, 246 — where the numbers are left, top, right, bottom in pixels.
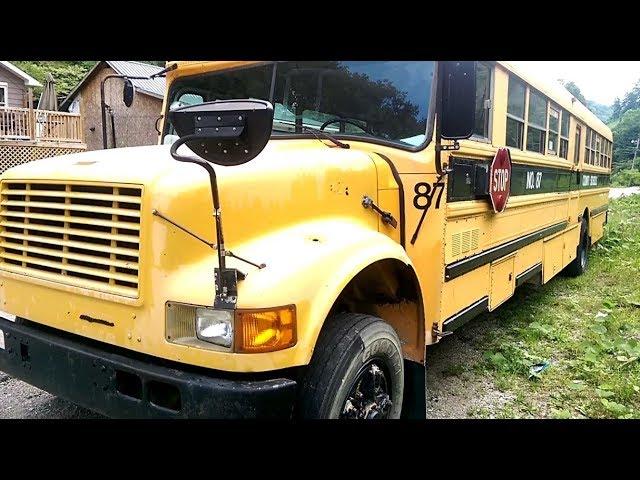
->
77, 63, 162, 151
0, 66, 27, 108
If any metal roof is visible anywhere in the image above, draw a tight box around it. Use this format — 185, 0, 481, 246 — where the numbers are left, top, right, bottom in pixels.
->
106, 61, 166, 99
60, 61, 166, 110
0, 61, 42, 87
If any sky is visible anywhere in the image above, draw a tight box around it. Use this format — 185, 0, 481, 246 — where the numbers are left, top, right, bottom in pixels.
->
511, 61, 640, 106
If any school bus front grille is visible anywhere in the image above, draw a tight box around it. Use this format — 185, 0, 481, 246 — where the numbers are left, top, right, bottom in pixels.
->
0, 181, 142, 298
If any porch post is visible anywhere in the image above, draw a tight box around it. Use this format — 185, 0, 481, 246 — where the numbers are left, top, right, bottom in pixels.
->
27, 87, 35, 140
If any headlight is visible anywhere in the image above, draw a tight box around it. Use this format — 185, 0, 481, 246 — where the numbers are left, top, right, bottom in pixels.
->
195, 308, 233, 347
166, 302, 296, 353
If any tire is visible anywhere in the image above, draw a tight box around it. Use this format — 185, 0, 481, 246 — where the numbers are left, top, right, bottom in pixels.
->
565, 217, 589, 277
298, 313, 404, 419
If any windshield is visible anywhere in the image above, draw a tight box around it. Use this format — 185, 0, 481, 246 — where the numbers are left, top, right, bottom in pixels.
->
164, 61, 435, 148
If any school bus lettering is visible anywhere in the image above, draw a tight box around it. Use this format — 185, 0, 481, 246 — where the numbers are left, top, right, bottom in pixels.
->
0, 60, 612, 419
410, 180, 445, 244
526, 171, 543, 190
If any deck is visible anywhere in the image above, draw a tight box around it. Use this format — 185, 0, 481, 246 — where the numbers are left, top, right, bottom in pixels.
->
0, 106, 86, 173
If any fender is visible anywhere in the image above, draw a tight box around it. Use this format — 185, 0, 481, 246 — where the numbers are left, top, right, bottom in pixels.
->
231, 217, 422, 369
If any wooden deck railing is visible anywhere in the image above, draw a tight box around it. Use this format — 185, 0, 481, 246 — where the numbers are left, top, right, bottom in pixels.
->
0, 107, 84, 143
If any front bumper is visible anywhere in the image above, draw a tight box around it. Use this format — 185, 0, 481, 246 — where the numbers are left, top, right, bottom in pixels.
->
0, 318, 297, 419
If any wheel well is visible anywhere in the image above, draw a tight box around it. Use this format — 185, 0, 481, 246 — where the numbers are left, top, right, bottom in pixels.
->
328, 258, 425, 363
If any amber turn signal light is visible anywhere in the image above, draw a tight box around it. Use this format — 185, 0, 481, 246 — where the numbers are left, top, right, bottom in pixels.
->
234, 305, 297, 353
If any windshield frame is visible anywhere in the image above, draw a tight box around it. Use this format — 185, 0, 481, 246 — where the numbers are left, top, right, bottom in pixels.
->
162, 61, 437, 153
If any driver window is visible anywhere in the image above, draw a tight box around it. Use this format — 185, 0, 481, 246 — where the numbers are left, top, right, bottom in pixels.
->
473, 62, 492, 140
170, 92, 204, 111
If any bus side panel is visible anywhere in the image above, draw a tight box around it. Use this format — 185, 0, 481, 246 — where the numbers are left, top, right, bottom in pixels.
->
590, 212, 606, 245
513, 240, 543, 278
563, 224, 580, 267
489, 254, 515, 310
543, 232, 565, 283
543, 225, 580, 284
440, 264, 490, 321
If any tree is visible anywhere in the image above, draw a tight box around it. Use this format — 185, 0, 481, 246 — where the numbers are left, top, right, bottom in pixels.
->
611, 97, 622, 121
13, 61, 96, 98
611, 108, 640, 171
559, 79, 588, 107
618, 80, 640, 119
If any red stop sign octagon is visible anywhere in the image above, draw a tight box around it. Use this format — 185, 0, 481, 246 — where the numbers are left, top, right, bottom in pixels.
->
489, 147, 512, 213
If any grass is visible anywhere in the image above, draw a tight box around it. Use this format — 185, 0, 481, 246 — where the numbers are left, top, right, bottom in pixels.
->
466, 194, 640, 419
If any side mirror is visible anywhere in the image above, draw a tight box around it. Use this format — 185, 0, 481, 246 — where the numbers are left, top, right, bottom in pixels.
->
123, 78, 135, 108
169, 99, 274, 166
440, 61, 476, 140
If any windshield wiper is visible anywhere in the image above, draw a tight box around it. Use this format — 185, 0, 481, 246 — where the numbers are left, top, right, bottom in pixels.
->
300, 126, 350, 149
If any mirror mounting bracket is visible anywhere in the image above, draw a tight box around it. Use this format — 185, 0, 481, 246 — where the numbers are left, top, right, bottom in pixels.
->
435, 140, 461, 152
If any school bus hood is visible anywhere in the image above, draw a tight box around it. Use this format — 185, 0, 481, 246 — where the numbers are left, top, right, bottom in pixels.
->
0, 141, 381, 249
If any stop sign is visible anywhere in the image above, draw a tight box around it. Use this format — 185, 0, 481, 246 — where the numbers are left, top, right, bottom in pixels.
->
489, 147, 512, 213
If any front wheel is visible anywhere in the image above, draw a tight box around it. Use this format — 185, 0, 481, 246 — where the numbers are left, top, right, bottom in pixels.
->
298, 313, 404, 419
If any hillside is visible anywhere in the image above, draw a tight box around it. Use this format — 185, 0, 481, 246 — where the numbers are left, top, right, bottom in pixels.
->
587, 100, 612, 123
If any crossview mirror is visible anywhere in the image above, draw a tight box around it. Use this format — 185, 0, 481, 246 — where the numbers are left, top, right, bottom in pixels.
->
123, 78, 135, 108
168, 99, 274, 166
440, 61, 476, 140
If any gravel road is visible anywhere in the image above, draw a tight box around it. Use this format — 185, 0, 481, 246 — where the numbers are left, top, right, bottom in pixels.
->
1, 185, 637, 419
609, 186, 640, 199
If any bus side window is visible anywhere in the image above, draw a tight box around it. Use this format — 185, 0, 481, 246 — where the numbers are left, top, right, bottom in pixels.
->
574, 124, 581, 165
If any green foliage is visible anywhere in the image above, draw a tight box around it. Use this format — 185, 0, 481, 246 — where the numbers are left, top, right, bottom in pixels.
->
12, 61, 97, 98
610, 108, 640, 170
611, 169, 640, 186
609, 80, 640, 122
560, 80, 588, 106
559, 79, 611, 121
465, 195, 640, 418
586, 101, 612, 123
11, 61, 164, 101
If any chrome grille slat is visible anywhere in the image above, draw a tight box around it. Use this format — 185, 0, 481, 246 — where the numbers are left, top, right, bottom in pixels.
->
0, 181, 142, 298
0, 220, 140, 243
0, 210, 140, 230
0, 200, 141, 218
0, 189, 142, 204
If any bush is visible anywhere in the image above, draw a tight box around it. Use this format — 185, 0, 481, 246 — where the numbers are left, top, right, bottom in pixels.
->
611, 169, 640, 187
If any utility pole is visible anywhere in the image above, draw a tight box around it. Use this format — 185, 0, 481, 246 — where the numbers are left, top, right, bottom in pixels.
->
632, 132, 640, 170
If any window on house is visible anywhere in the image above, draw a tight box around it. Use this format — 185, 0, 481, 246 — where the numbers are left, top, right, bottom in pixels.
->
547, 105, 560, 155
574, 124, 581, 165
0, 83, 7, 107
526, 89, 547, 153
560, 110, 570, 159
506, 76, 526, 149
473, 62, 492, 139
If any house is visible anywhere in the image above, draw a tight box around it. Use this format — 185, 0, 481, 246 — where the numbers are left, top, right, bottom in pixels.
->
60, 61, 166, 151
1, 61, 86, 173
0, 61, 41, 109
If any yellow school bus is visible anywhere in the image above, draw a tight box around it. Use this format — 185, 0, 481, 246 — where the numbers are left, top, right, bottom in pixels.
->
0, 61, 611, 419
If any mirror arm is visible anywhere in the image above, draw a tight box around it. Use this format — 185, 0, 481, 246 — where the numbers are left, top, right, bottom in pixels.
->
170, 134, 225, 269
150, 63, 178, 78
434, 63, 445, 177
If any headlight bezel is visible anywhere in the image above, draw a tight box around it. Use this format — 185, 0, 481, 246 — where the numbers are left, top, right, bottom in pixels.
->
165, 301, 297, 354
